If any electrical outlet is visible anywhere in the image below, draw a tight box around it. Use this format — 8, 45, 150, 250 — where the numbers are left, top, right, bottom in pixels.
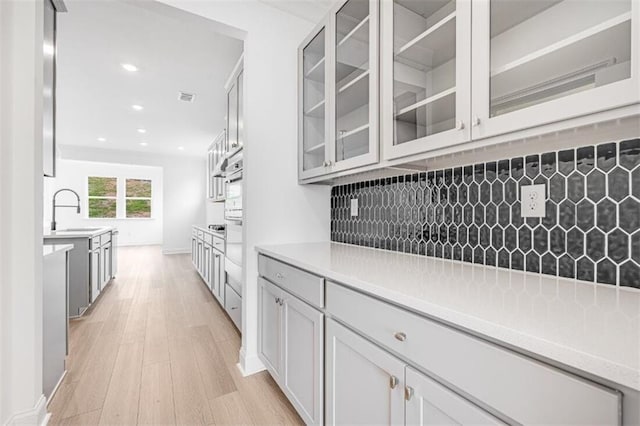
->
350, 198, 358, 217
521, 184, 546, 218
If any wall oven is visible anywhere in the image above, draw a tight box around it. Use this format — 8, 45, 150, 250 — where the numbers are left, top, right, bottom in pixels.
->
224, 152, 243, 314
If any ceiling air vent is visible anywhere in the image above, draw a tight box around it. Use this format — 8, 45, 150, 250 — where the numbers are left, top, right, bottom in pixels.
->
178, 91, 196, 103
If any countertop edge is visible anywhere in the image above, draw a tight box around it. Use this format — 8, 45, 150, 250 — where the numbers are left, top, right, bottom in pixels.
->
44, 226, 115, 239
255, 244, 640, 392
43, 244, 74, 257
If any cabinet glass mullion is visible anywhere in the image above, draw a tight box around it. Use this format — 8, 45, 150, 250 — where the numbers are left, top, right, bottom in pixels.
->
302, 28, 327, 172
335, 0, 371, 163
392, 0, 458, 146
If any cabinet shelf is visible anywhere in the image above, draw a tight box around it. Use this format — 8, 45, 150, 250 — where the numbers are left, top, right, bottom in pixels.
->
304, 142, 325, 154
339, 69, 369, 93
395, 86, 456, 117
305, 57, 325, 82
395, 11, 456, 70
337, 71, 369, 118
338, 15, 369, 48
338, 123, 369, 140
305, 99, 325, 118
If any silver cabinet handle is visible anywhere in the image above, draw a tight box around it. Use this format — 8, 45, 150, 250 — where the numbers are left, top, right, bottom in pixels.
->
405, 386, 414, 401
275, 297, 280, 304
455, 120, 464, 130
231, 306, 238, 310
389, 375, 398, 389
276, 272, 284, 279
394, 332, 407, 342
472, 116, 480, 127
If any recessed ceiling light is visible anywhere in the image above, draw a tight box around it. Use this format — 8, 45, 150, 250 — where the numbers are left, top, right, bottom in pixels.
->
137, 128, 146, 134
139, 142, 148, 146
177, 146, 184, 151
97, 137, 106, 142
132, 104, 144, 111
121, 63, 138, 72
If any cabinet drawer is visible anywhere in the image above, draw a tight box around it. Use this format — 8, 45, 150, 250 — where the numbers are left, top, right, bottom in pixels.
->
225, 283, 242, 330
212, 236, 224, 253
100, 232, 111, 246
258, 255, 324, 309
192, 228, 197, 236
197, 230, 204, 239
91, 236, 101, 249
326, 282, 621, 425
204, 233, 213, 245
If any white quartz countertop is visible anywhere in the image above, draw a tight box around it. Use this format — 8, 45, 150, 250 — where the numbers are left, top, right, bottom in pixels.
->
43, 244, 74, 257
193, 225, 225, 239
44, 226, 115, 239
256, 241, 640, 391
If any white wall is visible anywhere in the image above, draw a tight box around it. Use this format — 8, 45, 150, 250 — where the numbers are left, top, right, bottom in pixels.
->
154, 0, 331, 374
0, 0, 47, 424
43, 160, 164, 246
59, 145, 206, 254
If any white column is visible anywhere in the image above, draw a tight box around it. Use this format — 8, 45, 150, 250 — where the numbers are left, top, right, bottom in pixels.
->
0, 0, 46, 424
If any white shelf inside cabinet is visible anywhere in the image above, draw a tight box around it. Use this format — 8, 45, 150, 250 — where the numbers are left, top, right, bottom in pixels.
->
395, 86, 456, 117
305, 99, 325, 118
304, 142, 325, 154
336, 71, 369, 118
339, 69, 369, 93
337, 15, 369, 48
491, 12, 632, 101
395, 11, 456, 70
339, 123, 369, 140
305, 57, 325, 82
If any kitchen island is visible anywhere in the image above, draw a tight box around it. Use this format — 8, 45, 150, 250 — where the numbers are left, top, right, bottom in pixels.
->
44, 227, 118, 316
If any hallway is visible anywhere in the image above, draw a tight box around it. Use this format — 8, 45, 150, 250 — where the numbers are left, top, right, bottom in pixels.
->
48, 246, 302, 425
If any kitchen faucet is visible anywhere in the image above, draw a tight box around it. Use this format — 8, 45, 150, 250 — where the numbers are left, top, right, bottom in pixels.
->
51, 188, 81, 231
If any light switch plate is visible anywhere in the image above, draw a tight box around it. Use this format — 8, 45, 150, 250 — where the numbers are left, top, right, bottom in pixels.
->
521, 184, 546, 218
350, 198, 358, 217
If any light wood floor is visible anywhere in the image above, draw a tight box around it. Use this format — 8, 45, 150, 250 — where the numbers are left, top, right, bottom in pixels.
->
48, 245, 302, 426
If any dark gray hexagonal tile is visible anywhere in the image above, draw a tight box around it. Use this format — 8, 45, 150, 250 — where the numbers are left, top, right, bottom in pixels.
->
511, 157, 524, 179
596, 199, 617, 233
597, 143, 617, 172
607, 229, 629, 263
541, 253, 557, 276
619, 138, 640, 170
559, 200, 576, 230
474, 163, 485, 183
485, 247, 497, 266
458, 182, 468, 204
435, 242, 444, 258
463, 245, 473, 262
474, 246, 484, 264
630, 167, 640, 199
550, 227, 566, 255
577, 146, 595, 174
620, 261, 640, 289
576, 257, 595, 282
498, 160, 510, 181
469, 182, 479, 205
526, 252, 540, 273
567, 172, 585, 202
586, 229, 605, 261
492, 226, 503, 249
559, 255, 575, 279
504, 179, 518, 205
453, 204, 463, 225
480, 225, 491, 248
443, 243, 452, 259
567, 228, 584, 259
596, 259, 616, 285
439, 224, 448, 244
453, 244, 462, 260
448, 224, 457, 245
558, 149, 575, 176
549, 174, 566, 202
541, 152, 556, 177
511, 250, 524, 271
430, 224, 439, 243
458, 225, 468, 246
620, 198, 640, 234
491, 181, 504, 204
453, 167, 463, 185
504, 226, 517, 252
533, 227, 549, 254
586, 170, 606, 202
608, 167, 630, 202
463, 165, 473, 184
512, 202, 524, 228
468, 225, 479, 246
480, 181, 491, 204
526, 155, 540, 178
463, 204, 473, 225
526, 217, 540, 228
474, 204, 484, 226
576, 199, 595, 231
486, 162, 497, 182
486, 203, 497, 227
498, 249, 510, 268
632, 232, 640, 264
498, 203, 510, 228
519, 226, 532, 252
542, 201, 557, 228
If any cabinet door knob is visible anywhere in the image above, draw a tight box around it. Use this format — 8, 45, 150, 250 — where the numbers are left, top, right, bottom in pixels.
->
404, 386, 414, 401
276, 272, 284, 279
455, 120, 465, 130
472, 116, 480, 127
394, 332, 407, 342
389, 375, 398, 389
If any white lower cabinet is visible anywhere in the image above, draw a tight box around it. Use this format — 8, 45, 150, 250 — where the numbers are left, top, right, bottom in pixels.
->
325, 318, 404, 426
258, 277, 323, 425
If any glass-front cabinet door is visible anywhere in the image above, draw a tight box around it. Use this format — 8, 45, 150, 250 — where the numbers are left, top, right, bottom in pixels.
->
471, 0, 639, 139
331, 0, 379, 172
382, 0, 471, 161
299, 25, 331, 180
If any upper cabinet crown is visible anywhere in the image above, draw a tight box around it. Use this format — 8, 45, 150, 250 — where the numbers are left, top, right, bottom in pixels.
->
299, 0, 639, 183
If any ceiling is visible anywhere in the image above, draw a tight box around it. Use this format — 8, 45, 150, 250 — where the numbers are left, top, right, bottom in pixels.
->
56, 0, 243, 156
258, 0, 336, 24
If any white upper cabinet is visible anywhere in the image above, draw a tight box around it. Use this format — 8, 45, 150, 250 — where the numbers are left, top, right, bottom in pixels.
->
471, 0, 639, 139
382, 0, 471, 160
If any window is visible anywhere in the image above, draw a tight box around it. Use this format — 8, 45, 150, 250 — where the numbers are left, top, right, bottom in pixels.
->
125, 179, 152, 218
87, 176, 117, 218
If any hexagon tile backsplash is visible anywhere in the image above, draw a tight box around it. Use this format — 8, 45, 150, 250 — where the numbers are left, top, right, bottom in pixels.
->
330, 138, 640, 288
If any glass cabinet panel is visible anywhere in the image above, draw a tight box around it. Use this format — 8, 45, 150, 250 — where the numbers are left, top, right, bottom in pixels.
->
302, 28, 327, 172
335, 0, 371, 162
489, 0, 632, 117
392, 0, 458, 146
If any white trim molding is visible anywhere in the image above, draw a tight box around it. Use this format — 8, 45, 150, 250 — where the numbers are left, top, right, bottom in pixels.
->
4, 395, 49, 426
238, 346, 265, 377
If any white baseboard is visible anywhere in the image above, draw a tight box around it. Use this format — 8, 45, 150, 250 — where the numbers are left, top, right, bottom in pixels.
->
5, 394, 48, 426
162, 248, 190, 255
238, 347, 265, 377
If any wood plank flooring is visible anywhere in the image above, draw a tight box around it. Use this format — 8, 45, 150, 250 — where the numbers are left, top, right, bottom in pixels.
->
48, 246, 302, 426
